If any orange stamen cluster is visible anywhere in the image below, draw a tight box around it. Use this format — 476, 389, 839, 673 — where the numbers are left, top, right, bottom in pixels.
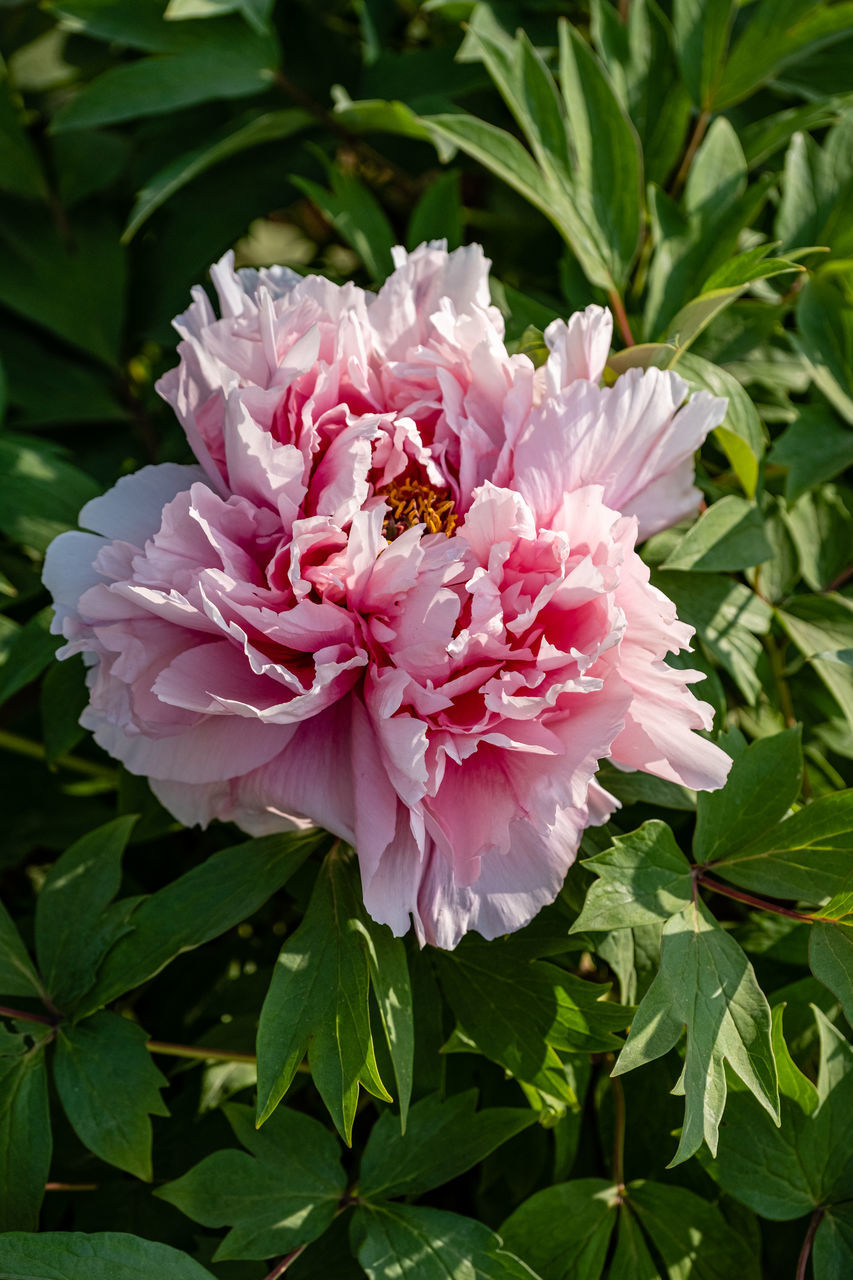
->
380, 477, 458, 539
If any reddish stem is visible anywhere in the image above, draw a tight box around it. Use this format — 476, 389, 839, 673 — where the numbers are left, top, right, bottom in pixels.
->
796, 1207, 824, 1280
45, 1181, 99, 1192
264, 1247, 307, 1280
0, 1005, 54, 1027
670, 109, 711, 199
607, 289, 635, 347
697, 874, 815, 923
146, 1040, 256, 1064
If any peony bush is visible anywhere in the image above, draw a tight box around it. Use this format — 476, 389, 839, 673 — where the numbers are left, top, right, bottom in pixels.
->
0, 2, 852, 1278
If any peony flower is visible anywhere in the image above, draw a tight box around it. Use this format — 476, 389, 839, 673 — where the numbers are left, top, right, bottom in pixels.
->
44, 242, 731, 948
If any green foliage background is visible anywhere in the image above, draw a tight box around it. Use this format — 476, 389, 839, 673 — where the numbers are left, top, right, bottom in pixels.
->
1, 0, 853, 1276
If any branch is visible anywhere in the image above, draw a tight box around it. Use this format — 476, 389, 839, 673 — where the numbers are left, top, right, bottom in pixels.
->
697, 874, 816, 923
796, 1207, 824, 1280
264, 1246, 308, 1279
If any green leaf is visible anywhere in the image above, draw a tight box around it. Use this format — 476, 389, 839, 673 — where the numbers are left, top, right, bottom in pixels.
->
810, 916, 853, 1028
614, 898, 779, 1165
0, 435, 100, 555
795, 268, 853, 424
54, 1011, 168, 1180
0, 1043, 51, 1231
40, 655, 88, 764
779, 594, 853, 727
557, 20, 643, 290
499, 1179, 619, 1280
0, 1233, 216, 1279
716, 1, 853, 111
672, 0, 734, 109
157, 1103, 346, 1261
0, 206, 125, 366
660, 496, 772, 572
0, 897, 43, 1001
83, 830, 319, 1014
708, 1009, 853, 1218
164, 0, 274, 33
785, 486, 853, 593
591, 0, 692, 189
124, 108, 311, 240
770, 405, 853, 503
0, 609, 59, 709
571, 821, 693, 933
694, 727, 803, 866
742, 101, 841, 171
776, 117, 853, 261
256, 848, 391, 1142
292, 170, 394, 284
51, 22, 279, 131
48, 0, 193, 51
35, 817, 137, 1008
814, 1203, 853, 1278
628, 1180, 761, 1279
709, 791, 853, 902
771, 1003, 819, 1115
0, 75, 47, 199
607, 1204, 660, 1280
436, 945, 631, 1103
360, 1090, 535, 1202
673, 351, 766, 499
359, 913, 414, 1133
352, 1203, 540, 1280
651, 572, 771, 703
407, 170, 463, 251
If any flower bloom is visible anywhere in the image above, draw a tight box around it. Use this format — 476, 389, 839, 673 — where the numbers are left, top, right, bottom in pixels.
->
44, 243, 731, 948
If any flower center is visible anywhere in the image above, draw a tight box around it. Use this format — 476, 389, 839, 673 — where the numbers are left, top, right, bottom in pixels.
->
380, 477, 458, 539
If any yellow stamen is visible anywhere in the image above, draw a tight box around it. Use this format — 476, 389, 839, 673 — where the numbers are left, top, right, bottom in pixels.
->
379, 477, 458, 539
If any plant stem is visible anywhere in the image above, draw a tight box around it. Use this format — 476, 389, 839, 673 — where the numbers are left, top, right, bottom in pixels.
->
0, 729, 117, 780
0, 1004, 55, 1027
146, 1040, 257, 1064
607, 289, 635, 347
796, 1207, 824, 1280
264, 1246, 307, 1279
697, 874, 815, 923
45, 1181, 99, 1192
611, 1073, 626, 1190
670, 109, 711, 199
618, 0, 631, 19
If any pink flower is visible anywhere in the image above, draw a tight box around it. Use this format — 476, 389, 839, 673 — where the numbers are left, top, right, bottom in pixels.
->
44, 243, 731, 948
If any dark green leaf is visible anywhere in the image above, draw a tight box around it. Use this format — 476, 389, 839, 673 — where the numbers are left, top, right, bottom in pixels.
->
54, 1011, 169, 1179
124, 108, 311, 240
810, 915, 853, 1028
292, 171, 394, 284
671, 0, 734, 109
0, 435, 100, 554
360, 1090, 535, 1202
694, 727, 802, 866
407, 170, 463, 251
571, 821, 693, 933
0, 897, 43, 1001
83, 830, 319, 1014
360, 913, 414, 1133
614, 898, 779, 1165
256, 848, 391, 1141
651, 572, 771, 703
771, 1004, 819, 1115
164, 0, 274, 32
814, 1203, 853, 1278
628, 1180, 761, 1278
607, 1204, 660, 1279
785, 486, 853, 593
437, 946, 631, 1103
0, 75, 47, 199
0, 1233, 216, 1279
709, 791, 853, 902
660, 496, 772, 572
52, 23, 279, 131
499, 1179, 618, 1280
352, 1203, 540, 1280
157, 1103, 346, 1261
0, 609, 59, 709
779, 595, 853, 726
35, 817, 136, 1008
770, 405, 853, 503
0, 1042, 51, 1231
717, 1, 853, 111
796, 268, 853, 423
673, 351, 766, 499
